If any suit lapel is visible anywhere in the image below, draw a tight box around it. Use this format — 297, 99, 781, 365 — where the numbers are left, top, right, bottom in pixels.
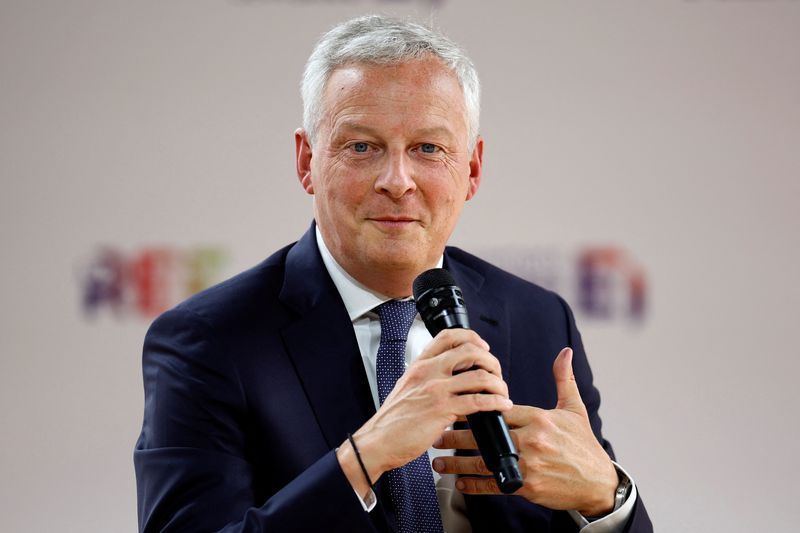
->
278, 227, 376, 450
278, 226, 395, 532
444, 251, 511, 376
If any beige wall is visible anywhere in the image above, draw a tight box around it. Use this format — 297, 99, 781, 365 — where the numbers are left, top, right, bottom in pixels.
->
1, 0, 798, 531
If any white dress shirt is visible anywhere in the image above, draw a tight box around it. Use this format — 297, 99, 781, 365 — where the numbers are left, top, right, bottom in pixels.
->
315, 227, 636, 532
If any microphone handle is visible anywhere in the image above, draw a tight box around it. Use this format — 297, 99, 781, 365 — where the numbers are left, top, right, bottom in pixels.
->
465, 410, 523, 494
413, 280, 523, 493
445, 327, 523, 494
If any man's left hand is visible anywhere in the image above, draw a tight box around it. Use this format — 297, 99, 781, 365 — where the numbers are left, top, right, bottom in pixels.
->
432, 348, 619, 517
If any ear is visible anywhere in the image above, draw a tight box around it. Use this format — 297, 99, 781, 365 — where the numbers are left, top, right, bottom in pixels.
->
294, 128, 314, 194
465, 136, 484, 200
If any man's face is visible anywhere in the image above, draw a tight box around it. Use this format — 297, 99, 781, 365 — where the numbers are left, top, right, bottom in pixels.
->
295, 57, 483, 296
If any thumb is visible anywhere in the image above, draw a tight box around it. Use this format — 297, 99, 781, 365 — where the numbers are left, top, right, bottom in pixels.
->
553, 347, 587, 415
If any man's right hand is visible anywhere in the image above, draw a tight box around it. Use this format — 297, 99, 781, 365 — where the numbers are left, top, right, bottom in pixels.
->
336, 328, 512, 498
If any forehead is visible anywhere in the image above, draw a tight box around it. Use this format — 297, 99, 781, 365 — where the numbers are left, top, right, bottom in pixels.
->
319, 58, 468, 138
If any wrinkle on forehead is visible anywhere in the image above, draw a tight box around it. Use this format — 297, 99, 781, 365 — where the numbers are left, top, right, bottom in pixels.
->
318, 58, 469, 143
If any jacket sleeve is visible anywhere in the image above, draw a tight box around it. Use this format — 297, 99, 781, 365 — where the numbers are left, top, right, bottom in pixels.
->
133, 308, 377, 533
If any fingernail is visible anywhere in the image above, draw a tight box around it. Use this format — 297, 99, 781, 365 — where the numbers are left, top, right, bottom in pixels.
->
503, 398, 513, 408
456, 479, 465, 490
432, 458, 443, 472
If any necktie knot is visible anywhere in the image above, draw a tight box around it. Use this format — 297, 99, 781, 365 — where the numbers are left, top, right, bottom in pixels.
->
376, 299, 418, 343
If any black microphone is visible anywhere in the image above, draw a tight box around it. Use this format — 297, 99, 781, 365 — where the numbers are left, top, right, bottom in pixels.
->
413, 268, 523, 494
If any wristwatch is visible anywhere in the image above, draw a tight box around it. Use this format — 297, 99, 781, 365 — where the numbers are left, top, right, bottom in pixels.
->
612, 468, 632, 512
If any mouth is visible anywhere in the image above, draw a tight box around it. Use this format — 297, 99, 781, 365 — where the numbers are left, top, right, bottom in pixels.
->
367, 216, 419, 228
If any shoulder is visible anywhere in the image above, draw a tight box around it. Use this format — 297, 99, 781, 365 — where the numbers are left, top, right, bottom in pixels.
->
148, 241, 297, 340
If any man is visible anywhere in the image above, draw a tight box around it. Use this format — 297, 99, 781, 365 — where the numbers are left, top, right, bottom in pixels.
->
135, 15, 652, 532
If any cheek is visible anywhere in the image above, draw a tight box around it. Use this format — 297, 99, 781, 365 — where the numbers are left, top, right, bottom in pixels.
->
426, 186, 461, 224
316, 162, 358, 205
432, 164, 470, 206
440, 158, 471, 194
318, 183, 366, 224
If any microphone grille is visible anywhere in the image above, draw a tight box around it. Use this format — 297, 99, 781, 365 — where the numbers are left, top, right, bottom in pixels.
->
413, 268, 457, 300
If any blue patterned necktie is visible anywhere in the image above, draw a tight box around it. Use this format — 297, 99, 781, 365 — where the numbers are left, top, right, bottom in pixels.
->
375, 299, 444, 533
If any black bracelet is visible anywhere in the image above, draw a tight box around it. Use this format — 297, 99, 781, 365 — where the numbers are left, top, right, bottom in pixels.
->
347, 433, 374, 488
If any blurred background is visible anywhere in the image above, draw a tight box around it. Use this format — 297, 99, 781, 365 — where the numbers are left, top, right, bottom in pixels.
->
1, 0, 798, 531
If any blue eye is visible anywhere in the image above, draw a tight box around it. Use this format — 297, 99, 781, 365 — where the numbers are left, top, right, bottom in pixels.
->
352, 142, 369, 153
420, 143, 438, 154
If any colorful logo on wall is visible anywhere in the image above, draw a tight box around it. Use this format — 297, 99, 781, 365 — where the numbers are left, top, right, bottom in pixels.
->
481, 246, 647, 323
78, 244, 645, 323
78, 246, 228, 319
577, 248, 646, 321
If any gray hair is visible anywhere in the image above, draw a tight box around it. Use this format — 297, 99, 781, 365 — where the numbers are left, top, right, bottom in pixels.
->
301, 15, 481, 148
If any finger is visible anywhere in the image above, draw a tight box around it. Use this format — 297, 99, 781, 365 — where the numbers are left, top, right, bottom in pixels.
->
455, 476, 501, 495
499, 404, 543, 428
432, 455, 492, 476
446, 368, 508, 398
452, 393, 513, 417
418, 329, 490, 361
433, 429, 477, 450
435, 424, 521, 451
553, 347, 587, 415
437, 342, 502, 377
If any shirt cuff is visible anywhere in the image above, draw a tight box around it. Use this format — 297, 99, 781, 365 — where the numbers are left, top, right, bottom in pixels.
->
567, 461, 638, 533
351, 486, 377, 512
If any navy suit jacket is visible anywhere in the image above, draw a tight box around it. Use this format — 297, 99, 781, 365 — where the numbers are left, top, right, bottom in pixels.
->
134, 225, 652, 532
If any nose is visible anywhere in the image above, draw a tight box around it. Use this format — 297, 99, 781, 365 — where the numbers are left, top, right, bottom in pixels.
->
374, 151, 417, 198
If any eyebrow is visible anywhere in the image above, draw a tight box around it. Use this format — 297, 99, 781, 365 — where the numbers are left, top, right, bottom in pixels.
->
332, 121, 457, 142
414, 126, 457, 140
332, 122, 382, 138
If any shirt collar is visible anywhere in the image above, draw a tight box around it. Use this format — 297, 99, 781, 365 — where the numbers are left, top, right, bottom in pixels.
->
315, 225, 443, 321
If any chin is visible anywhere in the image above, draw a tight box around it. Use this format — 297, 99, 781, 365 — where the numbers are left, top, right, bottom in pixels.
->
366, 252, 416, 270
356, 233, 438, 269
368, 248, 432, 273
